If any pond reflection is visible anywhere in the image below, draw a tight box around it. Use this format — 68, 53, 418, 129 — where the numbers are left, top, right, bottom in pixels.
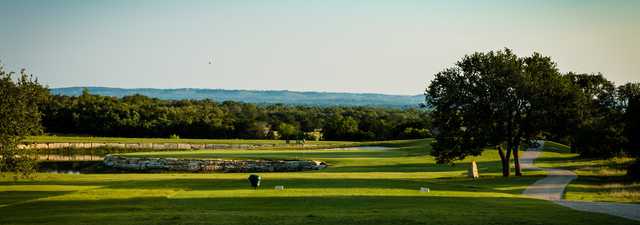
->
38, 161, 103, 174
37, 154, 103, 161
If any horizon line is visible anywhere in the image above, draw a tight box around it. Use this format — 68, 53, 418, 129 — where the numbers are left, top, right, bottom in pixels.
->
51, 86, 425, 97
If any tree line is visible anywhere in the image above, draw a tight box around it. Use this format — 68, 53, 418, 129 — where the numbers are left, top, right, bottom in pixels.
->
427, 48, 640, 178
40, 89, 432, 141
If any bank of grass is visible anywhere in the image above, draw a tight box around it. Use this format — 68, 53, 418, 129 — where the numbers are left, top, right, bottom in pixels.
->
536, 142, 639, 204
1, 139, 638, 225
543, 141, 572, 153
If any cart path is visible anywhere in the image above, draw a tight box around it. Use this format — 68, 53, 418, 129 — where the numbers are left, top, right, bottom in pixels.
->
521, 143, 640, 221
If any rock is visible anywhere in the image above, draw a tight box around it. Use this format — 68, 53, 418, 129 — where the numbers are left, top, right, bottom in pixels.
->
126, 143, 141, 149
24, 142, 295, 151
69, 143, 80, 149
92, 143, 106, 148
107, 143, 125, 148
213, 144, 229, 149
248, 174, 261, 189
469, 160, 479, 179
103, 155, 327, 173
152, 143, 167, 150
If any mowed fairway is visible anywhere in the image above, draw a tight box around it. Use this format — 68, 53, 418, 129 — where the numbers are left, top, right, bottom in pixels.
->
1, 139, 637, 225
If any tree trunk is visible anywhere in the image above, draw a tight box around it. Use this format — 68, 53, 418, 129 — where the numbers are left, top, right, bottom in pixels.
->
499, 144, 512, 177
497, 146, 509, 177
513, 144, 522, 176
505, 142, 512, 177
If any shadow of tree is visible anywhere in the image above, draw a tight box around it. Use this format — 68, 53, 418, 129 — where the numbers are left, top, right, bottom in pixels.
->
0, 190, 73, 208
0, 195, 637, 225
0, 174, 544, 196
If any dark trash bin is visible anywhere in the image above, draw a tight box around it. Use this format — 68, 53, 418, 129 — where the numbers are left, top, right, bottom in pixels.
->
248, 174, 261, 189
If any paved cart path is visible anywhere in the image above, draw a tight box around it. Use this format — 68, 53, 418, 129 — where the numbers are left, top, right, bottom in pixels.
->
521, 143, 640, 221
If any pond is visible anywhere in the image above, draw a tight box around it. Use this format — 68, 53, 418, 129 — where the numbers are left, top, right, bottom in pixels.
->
36, 154, 104, 161
34, 145, 391, 174
325, 146, 392, 151
38, 161, 104, 174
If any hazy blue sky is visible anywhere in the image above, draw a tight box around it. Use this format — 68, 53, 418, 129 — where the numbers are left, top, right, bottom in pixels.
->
0, 0, 638, 95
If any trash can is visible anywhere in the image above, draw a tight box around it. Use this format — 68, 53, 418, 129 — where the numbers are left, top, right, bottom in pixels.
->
248, 174, 261, 189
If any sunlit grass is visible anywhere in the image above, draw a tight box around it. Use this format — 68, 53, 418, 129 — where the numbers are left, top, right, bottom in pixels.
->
0, 139, 638, 225
544, 141, 572, 153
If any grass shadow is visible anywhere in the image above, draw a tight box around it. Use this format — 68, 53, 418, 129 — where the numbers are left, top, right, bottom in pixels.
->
0, 190, 74, 208
0, 195, 637, 225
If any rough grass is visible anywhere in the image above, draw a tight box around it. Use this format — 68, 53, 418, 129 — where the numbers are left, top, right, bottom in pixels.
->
537, 142, 639, 204
0, 139, 638, 225
543, 141, 572, 153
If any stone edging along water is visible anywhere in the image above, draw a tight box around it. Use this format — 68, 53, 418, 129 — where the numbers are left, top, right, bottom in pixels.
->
104, 155, 327, 173
17, 142, 309, 150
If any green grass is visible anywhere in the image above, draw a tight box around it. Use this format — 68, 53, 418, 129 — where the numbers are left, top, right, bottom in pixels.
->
543, 141, 572, 153
536, 145, 639, 204
1, 139, 638, 225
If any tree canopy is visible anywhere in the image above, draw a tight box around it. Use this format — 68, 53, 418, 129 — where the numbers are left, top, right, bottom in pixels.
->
566, 73, 624, 157
40, 91, 432, 141
427, 48, 577, 176
0, 66, 48, 178
618, 83, 640, 178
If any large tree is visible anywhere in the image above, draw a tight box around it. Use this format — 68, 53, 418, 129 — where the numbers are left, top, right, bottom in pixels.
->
566, 73, 624, 157
618, 83, 640, 153
427, 49, 576, 176
618, 83, 640, 178
277, 123, 298, 143
0, 66, 48, 178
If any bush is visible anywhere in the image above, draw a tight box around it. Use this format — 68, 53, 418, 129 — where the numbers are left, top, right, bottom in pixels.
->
573, 125, 625, 158
0, 144, 38, 179
169, 134, 180, 139
401, 127, 431, 139
628, 160, 640, 180
0, 66, 48, 179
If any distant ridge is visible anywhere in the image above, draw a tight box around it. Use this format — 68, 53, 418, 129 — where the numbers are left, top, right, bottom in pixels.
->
50, 87, 425, 108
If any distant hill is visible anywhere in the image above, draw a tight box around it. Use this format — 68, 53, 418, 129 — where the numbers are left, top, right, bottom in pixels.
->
50, 87, 425, 108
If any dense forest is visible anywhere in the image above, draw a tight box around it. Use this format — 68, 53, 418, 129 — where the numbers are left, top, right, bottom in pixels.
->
40, 89, 431, 141
51, 87, 424, 108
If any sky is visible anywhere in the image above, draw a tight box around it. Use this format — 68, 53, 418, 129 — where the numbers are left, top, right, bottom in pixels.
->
0, 0, 638, 95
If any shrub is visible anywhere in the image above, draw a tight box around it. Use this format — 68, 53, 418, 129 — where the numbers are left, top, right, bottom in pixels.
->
628, 160, 640, 180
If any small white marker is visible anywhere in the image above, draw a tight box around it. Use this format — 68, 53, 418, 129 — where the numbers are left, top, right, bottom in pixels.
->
275, 185, 284, 190
420, 187, 430, 192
